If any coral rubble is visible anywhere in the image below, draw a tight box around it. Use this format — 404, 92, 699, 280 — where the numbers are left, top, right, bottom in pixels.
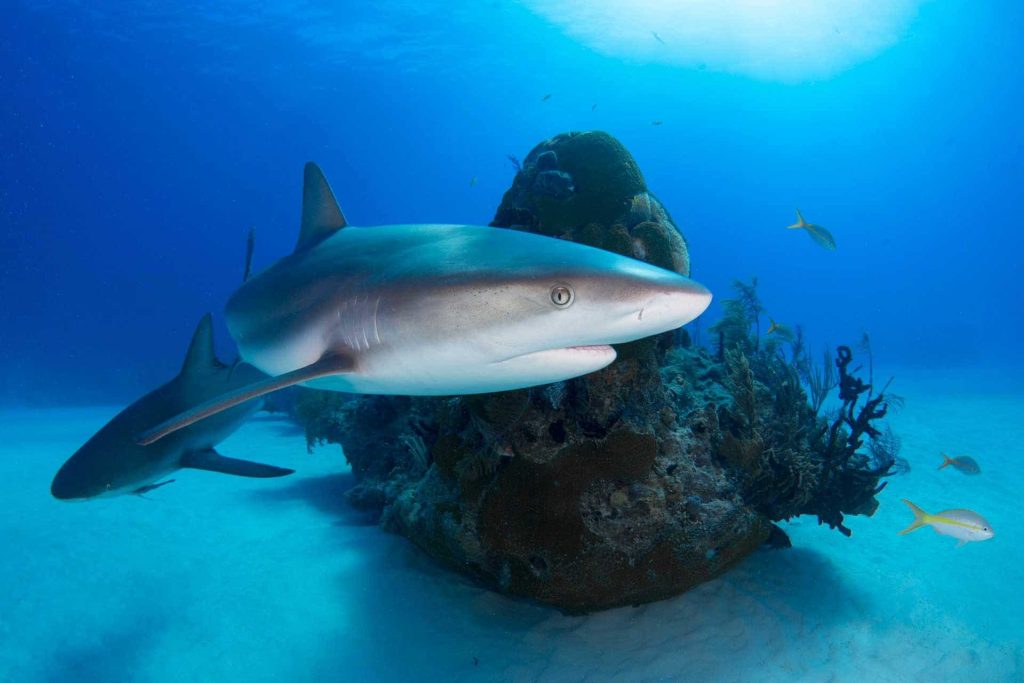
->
294, 131, 899, 611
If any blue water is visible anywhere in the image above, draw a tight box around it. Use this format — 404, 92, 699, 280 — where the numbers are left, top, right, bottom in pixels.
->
2, 2, 1022, 681
3, 1, 1022, 406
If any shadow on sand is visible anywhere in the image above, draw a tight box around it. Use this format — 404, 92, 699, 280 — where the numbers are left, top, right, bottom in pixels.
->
237, 435, 867, 680
245, 471, 378, 526
43, 609, 169, 683
313, 510, 867, 680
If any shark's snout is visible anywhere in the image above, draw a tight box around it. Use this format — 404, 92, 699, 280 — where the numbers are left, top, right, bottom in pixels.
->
50, 452, 109, 501
607, 274, 712, 342
642, 279, 713, 329
575, 272, 711, 349
50, 467, 81, 501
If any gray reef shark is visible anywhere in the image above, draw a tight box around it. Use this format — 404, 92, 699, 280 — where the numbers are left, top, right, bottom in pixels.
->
138, 162, 713, 445
52, 314, 293, 500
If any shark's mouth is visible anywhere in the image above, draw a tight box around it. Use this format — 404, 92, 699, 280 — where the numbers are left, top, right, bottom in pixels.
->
494, 344, 617, 367
565, 344, 616, 354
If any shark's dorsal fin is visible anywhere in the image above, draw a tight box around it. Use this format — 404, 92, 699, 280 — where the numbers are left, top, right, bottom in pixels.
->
181, 314, 221, 375
296, 162, 347, 253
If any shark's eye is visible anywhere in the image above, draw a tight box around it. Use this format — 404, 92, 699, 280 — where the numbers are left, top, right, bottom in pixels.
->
550, 285, 574, 308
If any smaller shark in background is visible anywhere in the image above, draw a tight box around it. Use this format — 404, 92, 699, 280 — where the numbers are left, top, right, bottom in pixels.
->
787, 209, 837, 251
51, 314, 293, 500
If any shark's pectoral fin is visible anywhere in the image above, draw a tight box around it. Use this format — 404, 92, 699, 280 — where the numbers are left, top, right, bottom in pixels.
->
182, 449, 294, 478
133, 479, 176, 495
136, 353, 354, 445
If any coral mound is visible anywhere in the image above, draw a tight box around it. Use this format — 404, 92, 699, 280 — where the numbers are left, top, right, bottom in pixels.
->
494, 131, 690, 277
295, 131, 897, 612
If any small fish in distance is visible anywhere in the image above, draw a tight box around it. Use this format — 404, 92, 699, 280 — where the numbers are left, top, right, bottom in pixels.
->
938, 453, 981, 475
787, 209, 837, 250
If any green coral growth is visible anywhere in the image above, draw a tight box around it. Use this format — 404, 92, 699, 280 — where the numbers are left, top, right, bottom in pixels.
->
708, 278, 901, 535
709, 277, 763, 357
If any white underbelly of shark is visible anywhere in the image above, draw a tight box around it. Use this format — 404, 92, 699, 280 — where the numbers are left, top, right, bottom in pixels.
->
300, 344, 618, 395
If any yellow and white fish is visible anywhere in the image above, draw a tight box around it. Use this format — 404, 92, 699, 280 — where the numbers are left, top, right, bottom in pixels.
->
899, 499, 994, 547
787, 209, 837, 251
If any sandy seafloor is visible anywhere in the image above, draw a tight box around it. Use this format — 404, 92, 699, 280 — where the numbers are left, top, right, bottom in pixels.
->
1, 369, 1021, 683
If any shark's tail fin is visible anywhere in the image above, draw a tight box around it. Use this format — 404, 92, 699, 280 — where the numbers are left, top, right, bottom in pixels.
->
899, 499, 930, 535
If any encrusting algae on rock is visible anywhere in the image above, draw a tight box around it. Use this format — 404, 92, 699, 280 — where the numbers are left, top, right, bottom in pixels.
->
293, 131, 902, 612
